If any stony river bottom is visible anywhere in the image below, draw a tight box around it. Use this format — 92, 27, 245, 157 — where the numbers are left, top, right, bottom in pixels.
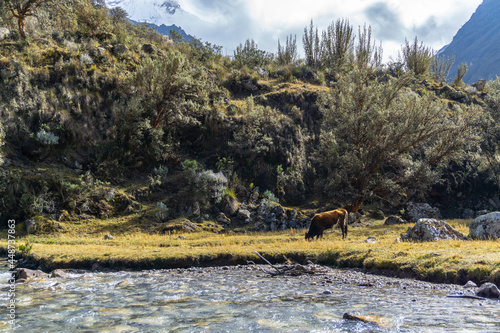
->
1, 263, 500, 332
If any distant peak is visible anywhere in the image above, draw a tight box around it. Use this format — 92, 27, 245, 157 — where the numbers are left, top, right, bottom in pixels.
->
160, 1, 181, 15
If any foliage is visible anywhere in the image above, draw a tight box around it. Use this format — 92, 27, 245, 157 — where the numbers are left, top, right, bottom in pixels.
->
481, 77, 500, 189
453, 63, 469, 88
277, 34, 298, 66
355, 24, 382, 69
234, 39, 273, 68
263, 190, 279, 203
35, 128, 59, 145
113, 51, 212, 163
320, 18, 354, 70
430, 54, 454, 83
195, 170, 228, 204
108, 6, 128, 24
18, 240, 33, 254
315, 68, 483, 211
155, 202, 169, 221
400, 36, 434, 76
302, 20, 321, 68
148, 165, 169, 188
3, 0, 58, 39
73, 0, 110, 36
20, 189, 55, 217
182, 159, 201, 175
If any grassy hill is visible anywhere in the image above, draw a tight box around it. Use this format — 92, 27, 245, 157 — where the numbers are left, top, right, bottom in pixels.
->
0, 0, 498, 235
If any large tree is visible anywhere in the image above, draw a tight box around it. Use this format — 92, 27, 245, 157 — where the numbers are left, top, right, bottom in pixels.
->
315, 69, 483, 212
3, 0, 56, 39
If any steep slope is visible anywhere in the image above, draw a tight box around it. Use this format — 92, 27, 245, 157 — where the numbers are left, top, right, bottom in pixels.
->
440, 0, 500, 83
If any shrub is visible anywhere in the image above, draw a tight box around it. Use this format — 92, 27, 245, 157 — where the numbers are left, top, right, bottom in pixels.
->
79, 53, 94, 65
35, 129, 59, 145
315, 68, 483, 211
430, 54, 454, 83
263, 190, 279, 203
155, 202, 169, 221
452, 63, 468, 88
400, 36, 433, 76
234, 39, 273, 68
195, 170, 228, 204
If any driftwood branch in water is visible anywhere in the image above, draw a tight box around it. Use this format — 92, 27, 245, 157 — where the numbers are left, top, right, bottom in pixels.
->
446, 295, 486, 300
251, 250, 328, 276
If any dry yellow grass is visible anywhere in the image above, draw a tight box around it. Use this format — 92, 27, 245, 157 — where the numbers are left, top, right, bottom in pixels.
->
2, 217, 500, 285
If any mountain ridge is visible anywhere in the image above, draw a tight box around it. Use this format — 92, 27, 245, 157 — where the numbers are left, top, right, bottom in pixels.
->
440, 0, 500, 83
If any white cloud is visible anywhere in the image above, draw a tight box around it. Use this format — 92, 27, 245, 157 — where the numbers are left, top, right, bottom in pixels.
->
112, 0, 483, 62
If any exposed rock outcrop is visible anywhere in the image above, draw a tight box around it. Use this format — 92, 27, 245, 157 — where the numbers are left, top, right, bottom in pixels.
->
384, 216, 407, 225
401, 218, 468, 242
476, 282, 500, 299
469, 211, 500, 240
403, 202, 440, 222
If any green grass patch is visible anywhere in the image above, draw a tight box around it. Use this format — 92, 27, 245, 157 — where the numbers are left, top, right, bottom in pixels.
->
2, 217, 500, 285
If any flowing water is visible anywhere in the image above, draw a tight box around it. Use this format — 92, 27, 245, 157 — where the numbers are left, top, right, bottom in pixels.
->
1, 263, 499, 332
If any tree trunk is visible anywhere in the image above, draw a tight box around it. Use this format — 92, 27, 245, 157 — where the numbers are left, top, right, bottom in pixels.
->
345, 199, 363, 213
18, 17, 27, 40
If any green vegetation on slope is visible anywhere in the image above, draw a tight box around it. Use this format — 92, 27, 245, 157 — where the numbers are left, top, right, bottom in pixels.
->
0, 2, 498, 250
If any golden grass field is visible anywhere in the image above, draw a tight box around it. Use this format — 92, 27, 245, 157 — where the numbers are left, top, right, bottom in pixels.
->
2, 216, 500, 285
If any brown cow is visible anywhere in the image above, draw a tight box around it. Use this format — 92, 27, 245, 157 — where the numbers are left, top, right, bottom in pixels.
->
305, 208, 348, 240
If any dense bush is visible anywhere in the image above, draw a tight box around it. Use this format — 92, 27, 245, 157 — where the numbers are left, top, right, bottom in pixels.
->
0, 0, 498, 227
314, 69, 484, 211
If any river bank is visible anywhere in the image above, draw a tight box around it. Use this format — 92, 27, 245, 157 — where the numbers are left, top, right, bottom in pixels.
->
2, 218, 500, 285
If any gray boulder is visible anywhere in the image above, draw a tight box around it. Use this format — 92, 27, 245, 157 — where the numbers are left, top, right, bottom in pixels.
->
112, 44, 128, 56
242, 79, 258, 91
384, 216, 407, 225
370, 210, 385, 220
237, 208, 251, 221
182, 221, 198, 231
103, 189, 116, 201
249, 190, 259, 205
464, 280, 477, 288
401, 218, 468, 242
348, 212, 361, 224
476, 282, 500, 299
216, 212, 231, 225
50, 269, 67, 278
0, 27, 9, 41
25, 218, 36, 234
254, 67, 269, 77
471, 79, 487, 92
15, 268, 46, 281
188, 202, 200, 219
469, 211, 500, 240
403, 202, 440, 222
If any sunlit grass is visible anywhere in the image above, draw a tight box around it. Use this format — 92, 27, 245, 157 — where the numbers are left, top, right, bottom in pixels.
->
2, 217, 500, 284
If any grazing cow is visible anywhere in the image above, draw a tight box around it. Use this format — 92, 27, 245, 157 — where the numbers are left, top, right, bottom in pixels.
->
305, 208, 348, 240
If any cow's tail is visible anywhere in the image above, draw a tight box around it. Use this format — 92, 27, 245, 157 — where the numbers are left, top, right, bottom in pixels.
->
343, 211, 348, 239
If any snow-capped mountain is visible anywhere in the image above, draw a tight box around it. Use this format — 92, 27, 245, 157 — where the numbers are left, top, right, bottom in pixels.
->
105, 0, 201, 30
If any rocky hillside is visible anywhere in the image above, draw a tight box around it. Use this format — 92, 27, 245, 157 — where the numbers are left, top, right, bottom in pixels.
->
0, 1, 499, 233
440, 0, 500, 83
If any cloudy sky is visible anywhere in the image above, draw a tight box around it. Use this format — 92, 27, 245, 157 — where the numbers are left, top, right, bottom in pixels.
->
119, 0, 484, 62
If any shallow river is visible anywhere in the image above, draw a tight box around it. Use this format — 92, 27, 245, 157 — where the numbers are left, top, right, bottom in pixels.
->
1, 264, 500, 332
